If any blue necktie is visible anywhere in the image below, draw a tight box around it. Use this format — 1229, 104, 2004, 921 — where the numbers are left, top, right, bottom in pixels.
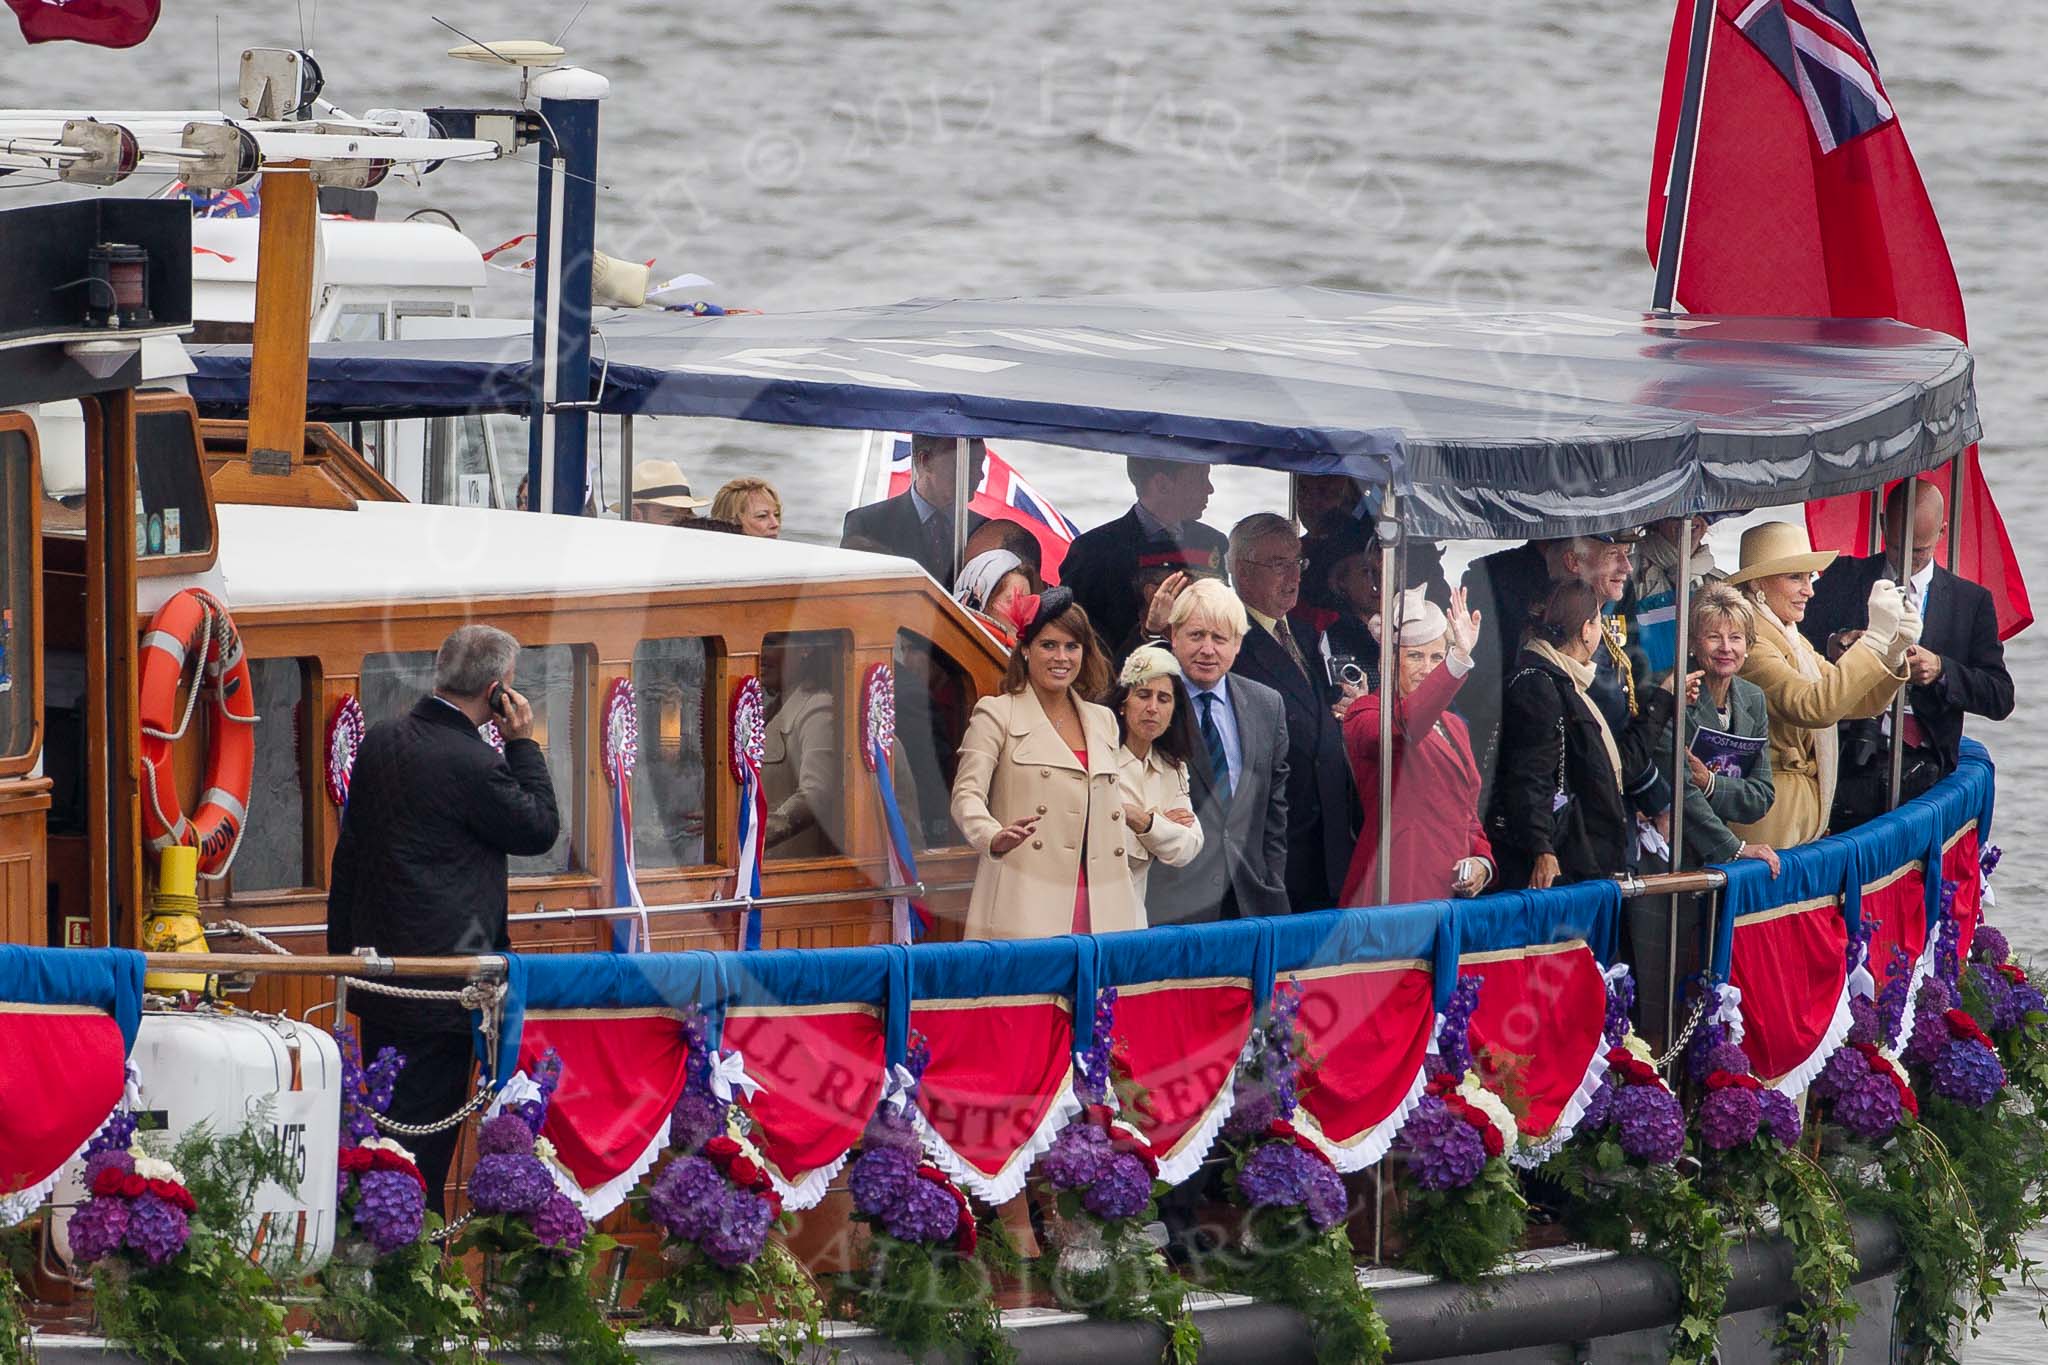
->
1199, 692, 1232, 803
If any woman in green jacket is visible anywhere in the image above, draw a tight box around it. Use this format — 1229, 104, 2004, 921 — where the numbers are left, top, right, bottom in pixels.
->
1676, 585, 1781, 875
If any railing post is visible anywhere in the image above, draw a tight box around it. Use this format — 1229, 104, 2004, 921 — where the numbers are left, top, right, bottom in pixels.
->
1375, 490, 1401, 906
1887, 478, 1917, 810
1666, 517, 1694, 1048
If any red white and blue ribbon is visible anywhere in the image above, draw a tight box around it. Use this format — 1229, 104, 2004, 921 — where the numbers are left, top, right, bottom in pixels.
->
602, 679, 649, 954
730, 676, 768, 951
323, 694, 364, 808
861, 664, 929, 943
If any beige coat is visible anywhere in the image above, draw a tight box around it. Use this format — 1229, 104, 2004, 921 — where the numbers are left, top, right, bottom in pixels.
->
1115, 744, 1205, 917
1731, 607, 1905, 848
762, 685, 838, 859
950, 688, 1144, 939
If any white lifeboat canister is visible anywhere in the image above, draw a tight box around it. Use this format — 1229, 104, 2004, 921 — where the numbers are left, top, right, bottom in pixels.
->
51, 1013, 341, 1273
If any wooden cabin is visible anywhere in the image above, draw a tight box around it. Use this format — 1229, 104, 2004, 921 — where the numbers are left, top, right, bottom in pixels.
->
20, 387, 1008, 1023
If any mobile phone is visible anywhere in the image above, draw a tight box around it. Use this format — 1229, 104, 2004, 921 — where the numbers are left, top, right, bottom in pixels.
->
488, 682, 509, 716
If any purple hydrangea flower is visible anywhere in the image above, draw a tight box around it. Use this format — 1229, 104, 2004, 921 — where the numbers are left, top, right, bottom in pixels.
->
1832, 1067, 1904, 1141
1400, 1097, 1488, 1192
1810, 1047, 1866, 1104
477, 1113, 536, 1157
1236, 1141, 1308, 1209
1615, 1083, 1686, 1164
1847, 995, 1882, 1047
530, 1192, 586, 1253
859, 1104, 923, 1156
1580, 1075, 1617, 1132
122, 1192, 189, 1267
700, 1188, 774, 1266
668, 1088, 729, 1155
83, 1148, 135, 1188
1903, 1008, 1949, 1067
467, 1153, 555, 1215
1704, 1042, 1753, 1077
883, 1177, 961, 1245
2010, 979, 2048, 1027
66, 1196, 129, 1264
1932, 1039, 2005, 1108
1082, 1153, 1154, 1222
1698, 1086, 1762, 1151
849, 1146, 918, 1219
1223, 1084, 1280, 1139
1039, 1124, 1112, 1190
1302, 1162, 1348, 1232
1758, 1088, 1803, 1145
354, 1168, 426, 1254
1973, 926, 2010, 966
648, 1155, 726, 1242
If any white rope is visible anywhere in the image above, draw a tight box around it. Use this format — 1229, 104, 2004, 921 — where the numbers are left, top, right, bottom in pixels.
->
213, 919, 292, 956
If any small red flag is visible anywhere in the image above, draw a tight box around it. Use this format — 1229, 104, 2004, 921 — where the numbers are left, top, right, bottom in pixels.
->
6, 0, 160, 47
1648, 0, 2030, 638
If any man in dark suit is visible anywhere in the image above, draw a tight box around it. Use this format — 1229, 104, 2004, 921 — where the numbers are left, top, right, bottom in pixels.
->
1460, 538, 1552, 810
329, 625, 560, 1215
1801, 482, 2014, 827
840, 434, 988, 582
1226, 512, 1356, 913
1061, 456, 1229, 652
1147, 579, 1292, 922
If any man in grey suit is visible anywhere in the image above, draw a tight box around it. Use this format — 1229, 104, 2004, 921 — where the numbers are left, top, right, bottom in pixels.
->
1146, 578, 1293, 921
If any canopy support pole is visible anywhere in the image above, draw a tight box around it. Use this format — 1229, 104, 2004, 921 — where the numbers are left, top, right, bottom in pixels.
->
1946, 457, 1965, 571
1666, 519, 1694, 1047
1651, 0, 1717, 311
1887, 477, 1917, 810
952, 437, 971, 587
617, 416, 634, 521
1375, 492, 1402, 907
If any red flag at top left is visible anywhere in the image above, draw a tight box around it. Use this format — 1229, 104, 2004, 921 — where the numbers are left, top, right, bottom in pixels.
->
7, 0, 161, 47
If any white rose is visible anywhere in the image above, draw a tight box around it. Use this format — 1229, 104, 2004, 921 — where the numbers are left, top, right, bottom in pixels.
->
533, 1137, 560, 1166
1622, 1033, 1655, 1066
132, 1155, 182, 1183
1457, 1074, 1520, 1152
361, 1136, 418, 1164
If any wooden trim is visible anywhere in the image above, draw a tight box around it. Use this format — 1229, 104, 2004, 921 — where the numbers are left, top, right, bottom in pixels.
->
131, 392, 221, 577
245, 164, 318, 467
0, 410, 43, 779
80, 396, 111, 947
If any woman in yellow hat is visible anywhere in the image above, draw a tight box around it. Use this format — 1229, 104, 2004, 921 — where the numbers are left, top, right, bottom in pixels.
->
1725, 521, 1917, 848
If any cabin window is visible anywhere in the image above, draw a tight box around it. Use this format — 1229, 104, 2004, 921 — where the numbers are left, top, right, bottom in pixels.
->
136, 409, 212, 558
760, 631, 848, 862
233, 659, 311, 893
0, 427, 37, 763
332, 308, 387, 342
630, 638, 711, 870
359, 643, 584, 877
893, 630, 972, 850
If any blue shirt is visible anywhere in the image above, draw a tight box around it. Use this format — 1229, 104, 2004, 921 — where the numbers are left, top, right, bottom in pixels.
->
1185, 676, 1244, 787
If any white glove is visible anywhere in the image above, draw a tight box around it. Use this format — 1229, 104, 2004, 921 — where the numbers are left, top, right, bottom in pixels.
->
1856, 580, 1904, 660
1892, 590, 1924, 659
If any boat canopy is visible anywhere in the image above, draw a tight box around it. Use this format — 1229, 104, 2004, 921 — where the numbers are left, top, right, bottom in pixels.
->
187, 286, 1979, 539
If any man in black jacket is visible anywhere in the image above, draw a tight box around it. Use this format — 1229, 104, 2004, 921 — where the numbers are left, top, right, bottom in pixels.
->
1061, 456, 1229, 652
1800, 482, 2015, 826
1225, 512, 1356, 912
329, 625, 561, 1215
839, 435, 988, 583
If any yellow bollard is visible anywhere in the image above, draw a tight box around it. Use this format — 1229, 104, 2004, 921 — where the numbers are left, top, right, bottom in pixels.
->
142, 845, 211, 994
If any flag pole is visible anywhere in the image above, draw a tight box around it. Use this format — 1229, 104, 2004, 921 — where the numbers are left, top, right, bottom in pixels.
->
1651, 0, 1718, 312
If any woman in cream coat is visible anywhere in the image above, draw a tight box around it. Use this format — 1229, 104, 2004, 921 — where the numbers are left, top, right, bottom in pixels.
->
1109, 646, 1204, 916
951, 588, 1144, 939
1726, 522, 1918, 849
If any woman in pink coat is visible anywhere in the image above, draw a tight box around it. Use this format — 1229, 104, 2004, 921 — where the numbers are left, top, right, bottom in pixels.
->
1340, 586, 1494, 907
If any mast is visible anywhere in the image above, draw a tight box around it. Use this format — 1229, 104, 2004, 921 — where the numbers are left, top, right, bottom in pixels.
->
1651, 0, 1717, 313
525, 67, 609, 517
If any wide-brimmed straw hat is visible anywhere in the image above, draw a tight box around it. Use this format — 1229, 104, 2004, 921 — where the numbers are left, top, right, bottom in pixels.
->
1724, 521, 1838, 587
629, 459, 712, 510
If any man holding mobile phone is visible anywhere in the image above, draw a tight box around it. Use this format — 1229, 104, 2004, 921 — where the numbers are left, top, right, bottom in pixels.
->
328, 624, 560, 1216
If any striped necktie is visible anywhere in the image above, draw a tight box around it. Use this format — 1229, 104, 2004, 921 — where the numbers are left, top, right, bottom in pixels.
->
1199, 692, 1233, 804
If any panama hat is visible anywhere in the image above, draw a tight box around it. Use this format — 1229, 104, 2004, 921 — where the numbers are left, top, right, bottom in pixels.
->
1724, 520, 1837, 587
629, 459, 712, 510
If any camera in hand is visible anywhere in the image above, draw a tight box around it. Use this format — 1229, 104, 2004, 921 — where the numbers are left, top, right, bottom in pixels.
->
1324, 655, 1367, 690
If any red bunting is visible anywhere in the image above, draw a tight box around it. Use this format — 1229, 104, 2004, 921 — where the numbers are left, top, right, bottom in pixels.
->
1101, 980, 1255, 1180
725, 1005, 886, 1198
0, 1006, 126, 1199
1460, 943, 1607, 1140
913, 996, 1074, 1195
517, 1012, 691, 1193
1941, 826, 1983, 962
1286, 964, 1433, 1167
1860, 864, 1929, 999
1731, 902, 1849, 1086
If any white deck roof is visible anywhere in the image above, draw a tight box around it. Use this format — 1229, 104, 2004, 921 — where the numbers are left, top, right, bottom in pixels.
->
139, 501, 926, 614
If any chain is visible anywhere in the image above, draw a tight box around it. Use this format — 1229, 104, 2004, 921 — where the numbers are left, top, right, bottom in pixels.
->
374, 1084, 494, 1137
1655, 995, 1709, 1071
212, 919, 294, 956
426, 1211, 473, 1246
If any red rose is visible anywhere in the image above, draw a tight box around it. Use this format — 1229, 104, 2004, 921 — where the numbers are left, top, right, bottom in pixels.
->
763, 1191, 784, 1219
1944, 1008, 1993, 1048
703, 1136, 742, 1162
1706, 1070, 1760, 1092
955, 1215, 978, 1256
1851, 1041, 1884, 1065
118, 1173, 147, 1199
915, 1165, 950, 1186
1895, 1073, 1920, 1116
1476, 1119, 1505, 1158
1997, 962, 2028, 987
727, 1158, 762, 1189
1083, 1104, 1117, 1131
1425, 1073, 1456, 1098
90, 1168, 126, 1198
1264, 1119, 1297, 1140
337, 1147, 371, 1173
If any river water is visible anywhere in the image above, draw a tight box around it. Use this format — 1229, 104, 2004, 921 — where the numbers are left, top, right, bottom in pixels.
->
10, 0, 2046, 1353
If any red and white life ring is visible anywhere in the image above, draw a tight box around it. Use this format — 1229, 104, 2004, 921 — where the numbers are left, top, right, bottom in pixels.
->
138, 588, 258, 878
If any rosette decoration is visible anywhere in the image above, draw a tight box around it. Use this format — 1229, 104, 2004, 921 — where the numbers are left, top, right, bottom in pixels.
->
729, 675, 768, 951
456, 1052, 629, 1363
600, 676, 651, 953
1572, 967, 1686, 1166
860, 662, 929, 943
831, 1034, 1010, 1365
66, 1112, 194, 1270
324, 693, 365, 807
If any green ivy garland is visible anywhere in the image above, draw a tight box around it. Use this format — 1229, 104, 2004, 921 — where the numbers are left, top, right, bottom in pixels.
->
638, 1238, 826, 1365
455, 1217, 633, 1365
313, 1219, 484, 1364
1395, 1156, 1528, 1283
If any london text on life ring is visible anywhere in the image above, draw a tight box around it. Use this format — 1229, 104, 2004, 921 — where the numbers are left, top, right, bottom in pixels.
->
139, 588, 259, 878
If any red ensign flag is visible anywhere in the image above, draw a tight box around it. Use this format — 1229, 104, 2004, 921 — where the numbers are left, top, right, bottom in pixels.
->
6, 0, 160, 47
1647, 0, 2030, 638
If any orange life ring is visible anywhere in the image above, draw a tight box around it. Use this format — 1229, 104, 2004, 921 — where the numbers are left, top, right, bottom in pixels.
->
138, 588, 257, 877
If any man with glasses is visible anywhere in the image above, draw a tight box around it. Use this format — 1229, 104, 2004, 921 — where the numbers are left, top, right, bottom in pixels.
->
1227, 513, 1357, 913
